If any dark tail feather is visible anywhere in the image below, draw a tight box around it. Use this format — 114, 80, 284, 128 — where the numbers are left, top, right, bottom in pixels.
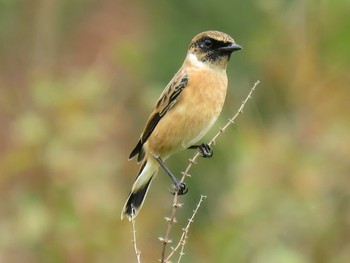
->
129, 140, 143, 161
122, 157, 158, 220
121, 176, 153, 220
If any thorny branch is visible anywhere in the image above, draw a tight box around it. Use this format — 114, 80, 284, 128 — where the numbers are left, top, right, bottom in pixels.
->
160, 80, 260, 263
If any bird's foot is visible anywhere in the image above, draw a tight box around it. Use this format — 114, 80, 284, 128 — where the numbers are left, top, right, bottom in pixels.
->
171, 181, 188, 195
154, 155, 189, 195
189, 143, 213, 158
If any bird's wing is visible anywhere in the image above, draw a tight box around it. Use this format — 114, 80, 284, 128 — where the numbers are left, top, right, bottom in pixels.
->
129, 73, 189, 161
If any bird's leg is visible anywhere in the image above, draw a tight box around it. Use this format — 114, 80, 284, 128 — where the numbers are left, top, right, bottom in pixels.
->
154, 155, 188, 195
188, 143, 213, 158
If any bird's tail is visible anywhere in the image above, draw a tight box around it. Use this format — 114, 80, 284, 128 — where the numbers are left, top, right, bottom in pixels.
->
121, 158, 158, 220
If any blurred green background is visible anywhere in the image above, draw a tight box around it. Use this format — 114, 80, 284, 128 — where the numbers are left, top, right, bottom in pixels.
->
1, 0, 350, 262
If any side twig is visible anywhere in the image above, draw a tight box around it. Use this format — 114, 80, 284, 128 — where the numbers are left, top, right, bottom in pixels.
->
131, 208, 142, 263
160, 80, 260, 262
176, 195, 207, 263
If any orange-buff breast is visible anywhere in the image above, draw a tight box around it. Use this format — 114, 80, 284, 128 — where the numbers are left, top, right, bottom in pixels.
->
146, 68, 228, 158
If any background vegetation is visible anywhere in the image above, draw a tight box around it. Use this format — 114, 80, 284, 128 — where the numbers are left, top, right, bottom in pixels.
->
1, 0, 350, 262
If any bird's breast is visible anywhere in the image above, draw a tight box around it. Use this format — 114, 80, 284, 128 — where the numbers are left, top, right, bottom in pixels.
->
147, 68, 228, 157
178, 68, 228, 145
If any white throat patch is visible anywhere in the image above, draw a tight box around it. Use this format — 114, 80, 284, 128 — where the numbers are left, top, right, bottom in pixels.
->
188, 53, 207, 68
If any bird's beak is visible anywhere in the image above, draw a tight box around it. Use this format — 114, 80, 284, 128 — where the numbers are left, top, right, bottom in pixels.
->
219, 43, 242, 52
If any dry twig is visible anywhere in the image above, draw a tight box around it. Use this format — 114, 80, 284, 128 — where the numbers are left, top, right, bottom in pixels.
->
131, 208, 142, 263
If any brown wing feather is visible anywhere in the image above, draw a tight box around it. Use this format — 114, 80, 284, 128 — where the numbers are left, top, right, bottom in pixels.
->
129, 73, 189, 161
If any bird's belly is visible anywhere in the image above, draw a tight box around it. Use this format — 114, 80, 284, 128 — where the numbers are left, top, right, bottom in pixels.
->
147, 73, 227, 158
147, 108, 220, 157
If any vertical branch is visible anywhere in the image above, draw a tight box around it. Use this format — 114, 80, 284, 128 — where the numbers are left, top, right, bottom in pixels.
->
159, 193, 181, 262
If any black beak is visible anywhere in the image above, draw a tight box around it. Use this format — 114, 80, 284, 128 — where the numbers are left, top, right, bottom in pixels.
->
219, 43, 242, 52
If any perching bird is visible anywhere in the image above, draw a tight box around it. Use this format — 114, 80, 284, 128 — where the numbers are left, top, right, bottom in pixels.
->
121, 31, 242, 220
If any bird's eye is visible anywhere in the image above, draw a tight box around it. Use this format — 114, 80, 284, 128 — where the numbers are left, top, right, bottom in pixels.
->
202, 38, 213, 48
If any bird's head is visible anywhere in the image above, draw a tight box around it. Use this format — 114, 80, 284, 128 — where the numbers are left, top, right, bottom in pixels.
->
187, 31, 242, 70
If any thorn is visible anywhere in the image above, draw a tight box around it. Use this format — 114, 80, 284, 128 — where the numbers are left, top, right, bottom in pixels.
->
189, 158, 197, 165
158, 237, 165, 242
181, 172, 191, 177
164, 217, 171, 222
176, 203, 183, 208
174, 203, 182, 209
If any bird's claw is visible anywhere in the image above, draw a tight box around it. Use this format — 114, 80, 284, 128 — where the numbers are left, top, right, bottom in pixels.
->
197, 143, 213, 158
170, 182, 188, 195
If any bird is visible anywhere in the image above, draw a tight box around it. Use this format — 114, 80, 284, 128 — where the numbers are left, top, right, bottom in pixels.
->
121, 30, 242, 220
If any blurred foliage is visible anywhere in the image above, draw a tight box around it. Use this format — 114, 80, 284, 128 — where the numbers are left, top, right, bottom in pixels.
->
0, 0, 350, 262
